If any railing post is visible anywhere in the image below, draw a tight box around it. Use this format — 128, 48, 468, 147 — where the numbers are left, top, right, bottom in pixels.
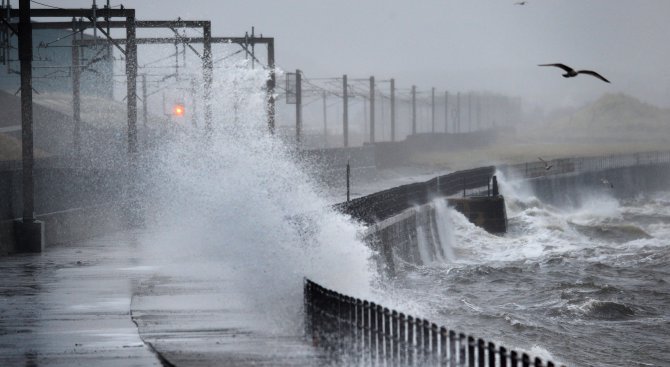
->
522, 353, 531, 367
430, 323, 438, 351
392, 310, 399, 361
363, 301, 370, 360
440, 327, 448, 366
356, 299, 363, 357
500, 346, 507, 367
407, 316, 415, 364
415, 317, 423, 361
534, 357, 543, 367
423, 320, 430, 353
376, 305, 384, 359
384, 308, 391, 361
431, 323, 438, 365
399, 313, 407, 365
477, 338, 485, 367
370, 302, 377, 361
459, 333, 467, 366
348, 296, 356, 348
489, 342, 496, 367
468, 336, 475, 367
449, 330, 457, 366
511, 350, 519, 367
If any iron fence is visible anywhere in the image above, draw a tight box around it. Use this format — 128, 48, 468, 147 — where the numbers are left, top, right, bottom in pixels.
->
305, 278, 563, 367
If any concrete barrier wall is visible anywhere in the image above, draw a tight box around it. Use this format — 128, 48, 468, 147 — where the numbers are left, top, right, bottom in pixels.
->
526, 164, 670, 206
365, 203, 446, 275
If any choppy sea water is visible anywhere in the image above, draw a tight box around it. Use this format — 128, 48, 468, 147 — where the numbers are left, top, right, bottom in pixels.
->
386, 186, 670, 367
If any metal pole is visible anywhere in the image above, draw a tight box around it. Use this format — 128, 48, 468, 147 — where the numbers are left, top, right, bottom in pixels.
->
191, 77, 197, 127
71, 36, 81, 153
343, 74, 348, 147
322, 90, 327, 147
18, 0, 34, 223
476, 93, 481, 131
411, 85, 416, 135
267, 39, 275, 133
203, 22, 213, 133
142, 74, 148, 128
468, 92, 472, 133
346, 160, 350, 202
431, 87, 435, 133
125, 11, 137, 154
390, 78, 395, 142
456, 92, 461, 133
444, 91, 449, 133
369, 76, 374, 144
295, 69, 302, 144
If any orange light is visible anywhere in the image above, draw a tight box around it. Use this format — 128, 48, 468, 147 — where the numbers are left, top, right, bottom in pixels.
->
172, 104, 185, 116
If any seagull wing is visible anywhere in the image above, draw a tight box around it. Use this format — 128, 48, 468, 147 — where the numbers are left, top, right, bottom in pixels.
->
538, 63, 574, 73
577, 70, 610, 83
538, 157, 546, 163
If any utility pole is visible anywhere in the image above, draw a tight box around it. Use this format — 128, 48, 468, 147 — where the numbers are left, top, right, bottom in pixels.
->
203, 22, 213, 133
468, 92, 472, 133
390, 78, 395, 142
125, 11, 138, 154
71, 36, 81, 153
343, 74, 348, 147
369, 76, 375, 144
142, 74, 148, 128
322, 90, 327, 147
190, 77, 197, 127
346, 160, 350, 202
456, 92, 461, 133
411, 85, 416, 135
444, 91, 449, 133
266, 39, 275, 133
17, 0, 43, 252
379, 90, 385, 141
295, 69, 302, 144
476, 94, 481, 131
431, 87, 435, 133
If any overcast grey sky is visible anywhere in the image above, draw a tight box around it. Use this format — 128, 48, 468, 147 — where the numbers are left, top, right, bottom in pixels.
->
28, 0, 670, 110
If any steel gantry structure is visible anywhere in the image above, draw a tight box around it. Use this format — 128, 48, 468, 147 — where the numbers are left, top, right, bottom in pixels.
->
74, 30, 277, 138
3, 2, 276, 252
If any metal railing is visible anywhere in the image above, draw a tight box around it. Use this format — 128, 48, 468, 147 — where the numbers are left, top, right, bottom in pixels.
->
336, 166, 495, 224
305, 278, 563, 367
500, 151, 670, 180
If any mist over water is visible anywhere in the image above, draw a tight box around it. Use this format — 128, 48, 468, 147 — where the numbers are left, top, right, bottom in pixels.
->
390, 173, 670, 366
135, 64, 375, 332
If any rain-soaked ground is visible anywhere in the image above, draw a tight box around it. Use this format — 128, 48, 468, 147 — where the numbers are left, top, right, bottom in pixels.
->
0, 231, 328, 366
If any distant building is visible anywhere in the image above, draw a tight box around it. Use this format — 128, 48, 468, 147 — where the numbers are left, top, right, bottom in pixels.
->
0, 26, 113, 98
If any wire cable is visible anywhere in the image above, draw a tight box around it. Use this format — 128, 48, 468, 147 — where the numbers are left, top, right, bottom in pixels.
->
31, 0, 62, 9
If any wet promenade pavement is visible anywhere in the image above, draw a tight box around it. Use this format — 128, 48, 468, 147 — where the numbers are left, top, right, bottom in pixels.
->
0, 231, 326, 366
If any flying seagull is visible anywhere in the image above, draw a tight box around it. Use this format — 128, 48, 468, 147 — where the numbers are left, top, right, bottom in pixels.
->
515, 1, 527, 5
538, 157, 553, 171
600, 178, 614, 189
539, 63, 610, 83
